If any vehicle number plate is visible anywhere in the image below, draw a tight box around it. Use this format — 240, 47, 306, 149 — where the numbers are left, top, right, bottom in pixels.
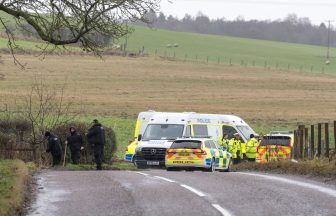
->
179, 153, 190, 156
147, 161, 160, 166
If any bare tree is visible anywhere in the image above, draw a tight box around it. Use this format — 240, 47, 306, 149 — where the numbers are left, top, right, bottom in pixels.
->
0, 0, 160, 58
17, 75, 81, 164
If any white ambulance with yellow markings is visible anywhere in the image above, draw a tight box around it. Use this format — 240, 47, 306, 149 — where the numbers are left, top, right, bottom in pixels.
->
124, 111, 156, 163
125, 111, 257, 169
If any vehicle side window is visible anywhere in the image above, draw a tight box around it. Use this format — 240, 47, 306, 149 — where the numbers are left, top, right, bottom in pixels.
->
204, 141, 211, 149
184, 125, 191, 137
209, 140, 217, 149
222, 125, 238, 139
193, 125, 208, 137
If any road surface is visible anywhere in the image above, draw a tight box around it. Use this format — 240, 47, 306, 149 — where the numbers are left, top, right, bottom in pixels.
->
27, 169, 336, 216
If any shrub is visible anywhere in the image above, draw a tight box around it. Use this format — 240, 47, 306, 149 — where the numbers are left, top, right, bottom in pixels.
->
51, 122, 117, 165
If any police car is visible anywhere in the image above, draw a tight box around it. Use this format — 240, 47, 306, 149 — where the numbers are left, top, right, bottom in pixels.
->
165, 138, 233, 172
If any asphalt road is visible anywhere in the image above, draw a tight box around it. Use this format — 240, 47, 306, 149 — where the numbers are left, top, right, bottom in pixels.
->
27, 169, 336, 216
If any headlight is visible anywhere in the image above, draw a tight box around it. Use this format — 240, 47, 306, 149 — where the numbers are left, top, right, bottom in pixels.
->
135, 146, 142, 153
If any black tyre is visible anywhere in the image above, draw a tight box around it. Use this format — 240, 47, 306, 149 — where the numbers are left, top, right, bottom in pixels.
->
167, 167, 176, 171
135, 161, 146, 169
225, 158, 233, 172
205, 158, 216, 172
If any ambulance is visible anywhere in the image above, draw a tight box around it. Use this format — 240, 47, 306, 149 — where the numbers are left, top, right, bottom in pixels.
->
124, 111, 156, 162
124, 111, 257, 168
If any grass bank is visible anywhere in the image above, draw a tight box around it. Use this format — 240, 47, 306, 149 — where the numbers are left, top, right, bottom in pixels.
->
0, 160, 28, 216
65, 161, 137, 171
233, 159, 336, 179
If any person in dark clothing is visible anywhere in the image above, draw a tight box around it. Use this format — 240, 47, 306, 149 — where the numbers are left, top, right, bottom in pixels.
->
86, 119, 105, 170
66, 127, 84, 164
45, 131, 63, 167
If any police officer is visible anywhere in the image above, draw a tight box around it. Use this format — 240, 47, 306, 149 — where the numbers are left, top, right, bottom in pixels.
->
45, 131, 63, 167
218, 133, 229, 150
66, 127, 84, 164
228, 135, 238, 164
246, 134, 259, 162
233, 133, 242, 164
87, 119, 105, 170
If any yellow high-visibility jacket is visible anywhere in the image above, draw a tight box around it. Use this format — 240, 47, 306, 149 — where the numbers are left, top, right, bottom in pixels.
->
228, 138, 237, 158
218, 138, 229, 150
246, 137, 259, 159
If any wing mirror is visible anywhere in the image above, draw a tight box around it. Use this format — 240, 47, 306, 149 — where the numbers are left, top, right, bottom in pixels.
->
137, 134, 142, 141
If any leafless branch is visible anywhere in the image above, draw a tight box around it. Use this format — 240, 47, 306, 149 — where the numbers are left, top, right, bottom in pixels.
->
0, 0, 160, 56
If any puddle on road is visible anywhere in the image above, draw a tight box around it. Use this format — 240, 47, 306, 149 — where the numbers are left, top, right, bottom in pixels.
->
27, 175, 70, 216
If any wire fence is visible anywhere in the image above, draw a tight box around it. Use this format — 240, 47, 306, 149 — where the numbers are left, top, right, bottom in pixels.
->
132, 48, 336, 74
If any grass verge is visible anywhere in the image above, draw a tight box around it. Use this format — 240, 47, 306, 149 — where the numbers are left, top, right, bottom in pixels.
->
65, 161, 138, 171
0, 160, 28, 216
233, 159, 336, 179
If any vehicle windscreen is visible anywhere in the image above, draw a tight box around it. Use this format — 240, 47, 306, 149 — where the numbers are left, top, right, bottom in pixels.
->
237, 125, 255, 140
170, 140, 202, 149
260, 136, 291, 146
142, 124, 184, 141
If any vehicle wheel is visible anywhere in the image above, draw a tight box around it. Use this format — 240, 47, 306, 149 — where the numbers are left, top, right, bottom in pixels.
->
225, 158, 233, 172
205, 158, 216, 172
135, 161, 146, 169
167, 167, 176, 172
132, 157, 137, 167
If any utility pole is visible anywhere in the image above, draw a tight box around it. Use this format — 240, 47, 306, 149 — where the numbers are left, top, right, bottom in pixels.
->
326, 20, 334, 63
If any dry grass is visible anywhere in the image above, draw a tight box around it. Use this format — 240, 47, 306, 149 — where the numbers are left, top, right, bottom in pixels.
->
0, 160, 28, 216
0, 54, 336, 125
234, 159, 336, 179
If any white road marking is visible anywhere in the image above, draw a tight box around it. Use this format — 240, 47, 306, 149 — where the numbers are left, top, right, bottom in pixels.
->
135, 172, 149, 176
135, 172, 233, 215
238, 172, 336, 198
180, 184, 206, 197
154, 176, 176, 183
212, 204, 233, 216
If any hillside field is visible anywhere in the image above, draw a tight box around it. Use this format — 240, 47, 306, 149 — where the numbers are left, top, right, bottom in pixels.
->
1, 55, 336, 158
125, 25, 336, 74
1, 20, 336, 73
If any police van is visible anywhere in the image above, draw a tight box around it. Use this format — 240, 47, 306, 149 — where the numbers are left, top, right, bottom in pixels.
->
124, 111, 157, 162
125, 111, 257, 168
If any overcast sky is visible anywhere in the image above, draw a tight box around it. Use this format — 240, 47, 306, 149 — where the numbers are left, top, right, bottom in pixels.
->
160, 0, 336, 24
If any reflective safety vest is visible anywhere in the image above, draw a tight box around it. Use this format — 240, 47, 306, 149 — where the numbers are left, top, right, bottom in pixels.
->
218, 138, 229, 150
228, 138, 237, 159
246, 138, 259, 159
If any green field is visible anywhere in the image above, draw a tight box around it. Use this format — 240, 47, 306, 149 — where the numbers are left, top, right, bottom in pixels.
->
1, 15, 336, 73
125, 25, 336, 73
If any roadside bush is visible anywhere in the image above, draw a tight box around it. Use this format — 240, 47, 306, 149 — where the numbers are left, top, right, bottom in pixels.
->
51, 122, 117, 165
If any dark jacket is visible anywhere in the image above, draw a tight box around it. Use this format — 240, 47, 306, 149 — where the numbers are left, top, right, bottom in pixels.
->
67, 132, 83, 151
87, 123, 105, 146
46, 135, 63, 156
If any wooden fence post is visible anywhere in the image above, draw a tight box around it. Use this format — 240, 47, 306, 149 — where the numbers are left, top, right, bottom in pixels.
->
310, 125, 315, 159
325, 123, 329, 158
317, 123, 322, 157
304, 127, 309, 158
293, 130, 298, 159
298, 125, 305, 159
334, 120, 336, 150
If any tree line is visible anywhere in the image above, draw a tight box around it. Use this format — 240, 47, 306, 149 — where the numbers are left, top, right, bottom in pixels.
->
140, 12, 336, 47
